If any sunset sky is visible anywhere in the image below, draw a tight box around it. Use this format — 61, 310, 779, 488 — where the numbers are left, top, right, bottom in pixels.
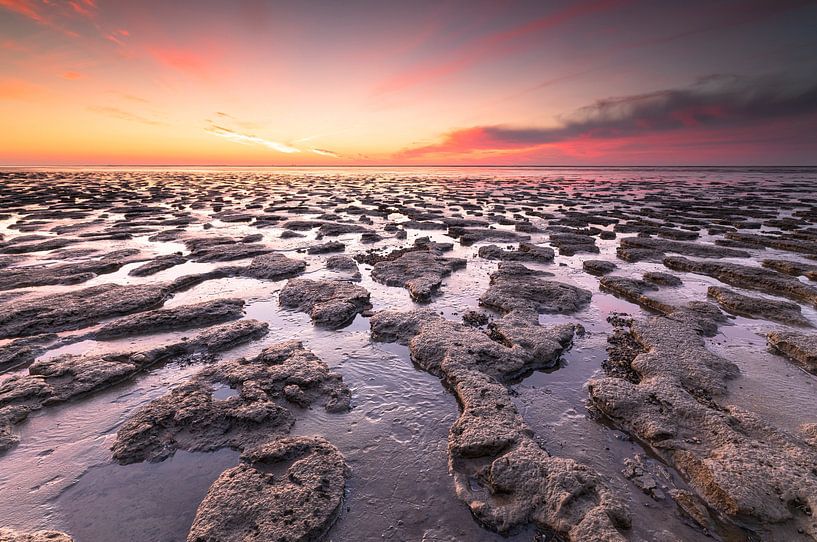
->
1, 0, 816, 165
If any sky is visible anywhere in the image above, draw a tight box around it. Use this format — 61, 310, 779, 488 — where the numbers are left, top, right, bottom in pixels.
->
1, 0, 816, 166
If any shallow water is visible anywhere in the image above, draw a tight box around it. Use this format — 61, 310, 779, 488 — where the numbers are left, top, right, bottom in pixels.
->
1, 167, 816, 541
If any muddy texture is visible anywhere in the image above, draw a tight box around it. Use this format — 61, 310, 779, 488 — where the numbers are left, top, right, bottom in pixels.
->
95, 298, 246, 339
480, 263, 592, 315
664, 256, 817, 307
112, 341, 350, 464
370, 309, 630, 540
0, 320, 269, 452
708, 286, 811, 326
448, 226, 530, 246
762, 258, 817, 281
2, 169, 817, 541
129, 253, 188, 277
279, 279, 371, 328
583, 260, 617, 276
187, 436, 348, 542
548, 232, 599, 255
0, 334, 58, 372
0, 529, 73, 542
185, 237, 274, 262
0, 249, 144, 291
617, 237, 749, 262
0, 282, 176, 339
589, 314, 817, 540
477, 242, 555, 263
642, 271, 682, 287
370, 245, 466, 301
726, 232, 817, 256
767, 331, 817, 371
599, 276, 674, 314
325, 255, 361, 281
240, 252, 307, 281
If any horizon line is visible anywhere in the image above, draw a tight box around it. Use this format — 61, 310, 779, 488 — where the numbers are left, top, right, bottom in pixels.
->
1, 164, 816, 168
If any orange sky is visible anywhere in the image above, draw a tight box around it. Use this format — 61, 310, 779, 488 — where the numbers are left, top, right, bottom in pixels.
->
1, 0, 816, 165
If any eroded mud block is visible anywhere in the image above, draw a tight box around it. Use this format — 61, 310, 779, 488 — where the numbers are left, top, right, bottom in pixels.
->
128, 253, 188, 277
370, 246, 466, 301
0, 249, 145, 290
0, 283, 174, 339
111, 340, 349, 464
767, 331, 817, 371
583, 259, 617, 276
279, 279, 370, 328
618, 237, 749, 262
95, 298, 246, 339
664, 256, 817, 306
589, 315, 817, 540
370, 309, 630, 540
0, 320, 269, 453
241, 253, 306, 281
708, 286, 810, 326
187, 436, 348, 542
477, 242, 555, 263
480, 263, 591, 314
0, 529, 73, 542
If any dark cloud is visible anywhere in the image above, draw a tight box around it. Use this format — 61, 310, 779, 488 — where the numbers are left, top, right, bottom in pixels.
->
401, 74, 817, 156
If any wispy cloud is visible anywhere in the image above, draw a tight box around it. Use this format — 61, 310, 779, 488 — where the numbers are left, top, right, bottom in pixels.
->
373, 0, 627, 96
399, 74, 817, 158
311, 148, 342, 158
88, 106, 165, 126
0, 0, 99, 37
206, 123, 300, 154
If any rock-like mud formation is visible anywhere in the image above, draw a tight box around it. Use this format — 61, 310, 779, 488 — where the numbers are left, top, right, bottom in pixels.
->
477, 242, 555, 263
664, 256, 817, 306
112, 340, 350, 464
94, 298, 246, 339
241, 252, 307, 280
0, 283, 173, 338
369, 245, 466, 301
279, 279, 371, 328
480, 263, 592, 314
370, 309, 631, 540
128, 253, 187, 276
767, 331, 817, 371
0, 249, 145, 290
0, 529, 73, 542
589, 315, 817, 539
708, 286, 811, 326
762, 258, 817, 281
187, 436, 348, 542
583, 259, 617, 276
0, 320, 269, 452
617, 237, 749, 262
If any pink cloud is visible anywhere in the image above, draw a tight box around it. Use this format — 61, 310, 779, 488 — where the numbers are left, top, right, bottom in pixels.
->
372, 0, 628, 95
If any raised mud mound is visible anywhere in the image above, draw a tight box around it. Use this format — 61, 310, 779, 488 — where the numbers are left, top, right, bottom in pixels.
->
0, 320, 269, 452
370, 309, 631, 540
112, 340, 350, 464
589, 315, 817, 540
187, 436, 348, 542
0, 529, 73, 542
370, 245, 466, 301
279, 279, 371, 328
480, 262, 592, 314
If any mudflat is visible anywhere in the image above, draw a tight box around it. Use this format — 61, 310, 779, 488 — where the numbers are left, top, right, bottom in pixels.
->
1, 167, 816, 542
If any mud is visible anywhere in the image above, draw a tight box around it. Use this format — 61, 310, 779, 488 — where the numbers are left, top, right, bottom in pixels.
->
1, 167, 817, 542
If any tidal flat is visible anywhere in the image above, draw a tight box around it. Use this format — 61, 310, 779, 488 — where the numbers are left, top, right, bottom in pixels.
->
1, 166, 816, 542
